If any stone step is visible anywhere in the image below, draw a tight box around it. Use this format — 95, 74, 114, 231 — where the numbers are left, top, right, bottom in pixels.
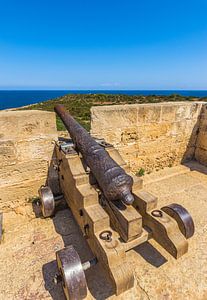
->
143, 164, 191, 185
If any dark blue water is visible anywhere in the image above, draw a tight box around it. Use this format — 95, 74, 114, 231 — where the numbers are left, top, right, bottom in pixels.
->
0, 90, 207, 110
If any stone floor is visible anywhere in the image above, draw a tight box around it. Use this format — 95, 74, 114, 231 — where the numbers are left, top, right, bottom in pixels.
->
0, 161, 207, 300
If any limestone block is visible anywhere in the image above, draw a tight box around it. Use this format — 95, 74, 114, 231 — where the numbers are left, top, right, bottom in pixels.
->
161, 104, 176, 122
0, 140, 17, 167
16, 137, 56, 162
138, 123, 170, 142
97, 129, 123, 145
199, 104, 207, 120
196, 132, 207, 151
190, 102, 203, 120
175, 104, 192, 121
170, 120, 197, 142
183, 146, 195, 161
138, 139, 172, 155
198, 118, 207, 132
170, 121, 187, 138
118, 144, 139, 156
0, 110, 57, 139
90, 105, 138, 132
121, 126, 138, 144
0, 178, 46, 211
195, 147, 207, 166
0, 110, 58, 212
0, 160, 49, 187
174, 102, 202, 122
138, 105, 161, 123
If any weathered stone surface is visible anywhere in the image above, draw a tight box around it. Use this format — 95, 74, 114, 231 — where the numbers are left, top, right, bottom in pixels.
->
195, 103, 207, 165
0, 178, 46, 211
138, 104, 161, 123
91, 104, 138, 130
0, 164, 207, 299
91, 102, 203, 172
0, 110, 58, 211
0, 140, 17, 167
0, 110, 57, 138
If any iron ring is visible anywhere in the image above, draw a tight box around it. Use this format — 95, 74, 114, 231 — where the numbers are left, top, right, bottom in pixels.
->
151, 209, 163, 217
99, 230, 113, 242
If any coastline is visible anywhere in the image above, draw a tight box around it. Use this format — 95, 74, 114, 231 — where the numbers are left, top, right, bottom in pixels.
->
1, 90, 207, 111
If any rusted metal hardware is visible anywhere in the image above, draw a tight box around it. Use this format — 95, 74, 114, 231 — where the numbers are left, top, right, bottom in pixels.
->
56, 245, 87, 300
99, 230, 113, 242
38, 186, 55, 217
54, 104, 134, 205
161, 203, 195, 239
38, 186, 63, 218
55, 245, 97, 300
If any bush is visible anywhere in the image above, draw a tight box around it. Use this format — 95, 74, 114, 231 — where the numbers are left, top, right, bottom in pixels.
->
136, 168, 145, 177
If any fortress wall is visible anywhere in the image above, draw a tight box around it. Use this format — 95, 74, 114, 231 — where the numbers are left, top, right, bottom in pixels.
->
195, 103, 207, 165
0, 110, 58, 212
1, 102, 207, 213
91, 102, 203, 173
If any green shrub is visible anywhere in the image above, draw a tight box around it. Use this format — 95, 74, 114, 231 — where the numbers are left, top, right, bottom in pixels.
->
136, 168, 145, 177
20, 93, 199, 132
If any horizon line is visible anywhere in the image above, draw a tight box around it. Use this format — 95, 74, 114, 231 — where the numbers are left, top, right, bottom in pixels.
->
0, 89, 207, 91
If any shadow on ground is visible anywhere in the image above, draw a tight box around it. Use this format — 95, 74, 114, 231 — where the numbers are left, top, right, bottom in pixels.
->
134, 241, 167, 268
184, 160, 207, 175
42, 208, 114, 300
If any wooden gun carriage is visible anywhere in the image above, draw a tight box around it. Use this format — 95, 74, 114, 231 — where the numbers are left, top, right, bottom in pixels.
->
38, 105, 194, 300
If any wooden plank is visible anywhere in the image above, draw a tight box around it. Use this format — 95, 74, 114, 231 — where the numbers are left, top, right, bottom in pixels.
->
104, 198, 143, 242
133, 190, 188, 258
121, 228, 149, 251
57, 145, 135, 294
133, 189, 158, 213
84, 204, 110, 233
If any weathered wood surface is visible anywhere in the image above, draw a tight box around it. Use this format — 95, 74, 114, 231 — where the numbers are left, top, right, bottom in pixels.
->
56, 147, 142, 295
55, 140, 191, 296
133, 190, 188, 258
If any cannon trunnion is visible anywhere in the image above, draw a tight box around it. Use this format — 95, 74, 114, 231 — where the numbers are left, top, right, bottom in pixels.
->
38, 106, 194, 300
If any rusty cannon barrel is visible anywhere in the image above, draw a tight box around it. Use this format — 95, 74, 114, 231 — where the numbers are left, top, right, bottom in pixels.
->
54, 104, 134, 205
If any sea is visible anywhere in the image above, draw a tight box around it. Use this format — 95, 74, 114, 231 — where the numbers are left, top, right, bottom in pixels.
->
0, 90, 207, 110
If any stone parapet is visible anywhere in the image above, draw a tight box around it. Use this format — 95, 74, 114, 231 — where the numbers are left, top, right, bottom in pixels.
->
91, 102, 204, 173
195, 103, 207, 165
0, 110, 58, 211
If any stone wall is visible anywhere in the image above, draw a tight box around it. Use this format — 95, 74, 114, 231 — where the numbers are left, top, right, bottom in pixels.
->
91, 102, 203, 173
195, 103, 207, 165
0, 110, 58, 212
1, 102, 207, 213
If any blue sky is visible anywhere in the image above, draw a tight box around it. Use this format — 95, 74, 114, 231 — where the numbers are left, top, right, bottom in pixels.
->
0, 0, 207, 90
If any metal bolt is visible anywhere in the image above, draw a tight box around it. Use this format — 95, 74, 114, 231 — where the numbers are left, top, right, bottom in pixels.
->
53, 273, 62, 284
54, 194, 63, 201
36, 200, 41, 206
82, 257, 98, 271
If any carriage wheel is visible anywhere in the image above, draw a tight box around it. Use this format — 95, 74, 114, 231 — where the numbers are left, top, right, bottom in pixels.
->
56, 245, 88, 300
162, 203, 195, 239
38, 185, 55, 218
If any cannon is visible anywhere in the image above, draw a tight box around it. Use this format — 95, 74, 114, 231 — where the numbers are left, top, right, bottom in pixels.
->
54, 104, 134, 205
38, 105, 195, 300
